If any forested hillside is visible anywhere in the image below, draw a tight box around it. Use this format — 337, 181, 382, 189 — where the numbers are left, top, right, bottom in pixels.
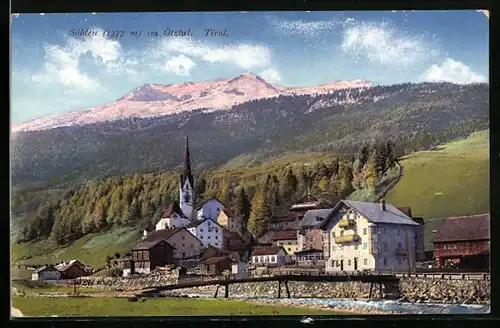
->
11, 82, 488, 188
12, 141, 398, 245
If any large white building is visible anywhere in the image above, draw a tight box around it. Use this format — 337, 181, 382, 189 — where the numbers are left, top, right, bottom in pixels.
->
323, 200, 420, 273
197, 199, 225, 221
186, 218, 224, 248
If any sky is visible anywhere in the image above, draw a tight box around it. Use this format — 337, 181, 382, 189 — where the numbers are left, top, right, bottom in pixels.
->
11, 10, 489, 124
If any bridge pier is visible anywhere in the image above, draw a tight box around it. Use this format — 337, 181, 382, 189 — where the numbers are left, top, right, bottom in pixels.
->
284, 280, 291, 298
369, 282, 374, 299
224, 284, 229, 298
277, 280, 282, 299
214, 285, 220, 298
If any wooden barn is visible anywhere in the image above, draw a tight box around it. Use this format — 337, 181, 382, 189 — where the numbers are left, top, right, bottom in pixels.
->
58, 260, 89, 279
130, 239, 176, 275
199, 256, 233, 275
432, 214, 490, 270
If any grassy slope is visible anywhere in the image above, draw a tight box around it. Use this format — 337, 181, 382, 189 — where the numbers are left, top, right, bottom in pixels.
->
12, 297, 350, 316
11, 228, 141, 271
385, 130, 489, 250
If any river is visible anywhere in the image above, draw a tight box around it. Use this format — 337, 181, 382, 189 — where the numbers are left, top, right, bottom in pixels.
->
184, 293, 490, 314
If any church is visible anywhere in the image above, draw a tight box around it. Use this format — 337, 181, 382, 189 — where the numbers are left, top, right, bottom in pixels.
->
152, 137, 244, 252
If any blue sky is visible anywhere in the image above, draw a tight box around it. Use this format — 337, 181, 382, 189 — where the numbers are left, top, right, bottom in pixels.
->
11, 10, 489, 124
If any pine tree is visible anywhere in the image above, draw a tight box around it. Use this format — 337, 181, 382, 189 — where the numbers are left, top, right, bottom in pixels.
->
280, 168, 298, 201
364, 151, 379, 191
218, 180, 231, 206
248, 186, 271, 238
337, 163, 353, 197
233, 187, 251, 228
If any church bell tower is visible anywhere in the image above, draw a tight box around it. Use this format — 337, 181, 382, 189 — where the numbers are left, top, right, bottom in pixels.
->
179, 136, 195, 220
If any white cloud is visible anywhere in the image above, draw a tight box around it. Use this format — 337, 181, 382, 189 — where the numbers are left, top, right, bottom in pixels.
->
259, 68, 282, 83
341, 22, 439, 67
267, 16, 340, 37
152, 38, 272, 72
32, 27, 125, 90
420, 58, 487, 84
162, 55, 196, 76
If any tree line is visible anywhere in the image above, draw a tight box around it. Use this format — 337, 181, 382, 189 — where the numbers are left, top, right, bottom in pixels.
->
17, 140, 397, 243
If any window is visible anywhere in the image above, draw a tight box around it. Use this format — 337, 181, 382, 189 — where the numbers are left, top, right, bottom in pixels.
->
182, 236, 185, 240
397, 242, 402, 249
383, 227, 387, 234
348, 259, 352, 266
201, 243, 204, 247
182, 244, 185, 247
217, 208, 220, 212
340, 231, 344, 237
397, 227, 401, 235
200, 235, 203, 239
208, 236, 211, 239
398, 258, 402, 265
363, 243, 367, 250
364, 258, 368, 265
208, 221, 211, 226
363, 228, 367, 235
383, 257, 387, 266
383, 241, 388, 251
215, 236, 218, 240
215, 228, 218, 233
288, 248, 291, 252
272, 256, 277, 262
332, 232, 335, 238
215, 243, 219, 246
200, 229, 204, 232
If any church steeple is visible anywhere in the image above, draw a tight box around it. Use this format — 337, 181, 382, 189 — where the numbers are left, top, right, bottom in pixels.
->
179, 136, 195, 220
181, 136, 194, 188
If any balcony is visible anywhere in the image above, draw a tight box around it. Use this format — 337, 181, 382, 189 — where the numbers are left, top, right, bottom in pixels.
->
335, 234, 360, 244
338, 218, 356, 228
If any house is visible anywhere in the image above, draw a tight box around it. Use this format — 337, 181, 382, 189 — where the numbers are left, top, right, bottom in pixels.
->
297, 208, 334, 257
155, 202, 191, 230
199, 256, 233, 275
251, 246, 287, 266
196, 198, 225, 221
186, 218, 224, 248
294, 249, 324, 266
200, 245, 228, 260
258, 230, 277, 244
130, 239, 176, 275
397, 206, 426, 261
289, 195, 332, 221
58, 260, 90, 279
432, 214, 490, 270
217, 209, 244, 236
143, 227, 202, 259
31, 265, 61, 281
272, 230, 299, 255
324, 199, 419, 273
268, 212, 299, 231
232, 262, 248, 277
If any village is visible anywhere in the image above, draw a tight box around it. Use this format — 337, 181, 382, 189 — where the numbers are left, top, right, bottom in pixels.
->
28, 138, 490, 283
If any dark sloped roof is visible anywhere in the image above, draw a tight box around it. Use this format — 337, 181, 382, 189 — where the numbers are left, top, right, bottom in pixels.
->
145, 227, 185, 242
341, 200, 418, 226
299, 209, 334, 228
272, 230, 298, 241
58, 261, 85, 272
252, 246, 285, 256
132, 239, 175, 251
200, 256, 233, 265
433, 214, 490, 243
35, 265, 58, 273
294, 248, 323, 255
162, 202, 186, 218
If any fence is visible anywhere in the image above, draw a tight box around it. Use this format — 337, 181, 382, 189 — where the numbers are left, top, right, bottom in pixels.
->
394, 272, 490, 281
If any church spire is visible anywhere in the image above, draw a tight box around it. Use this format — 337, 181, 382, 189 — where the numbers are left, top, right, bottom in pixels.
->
181, 136, 194, 188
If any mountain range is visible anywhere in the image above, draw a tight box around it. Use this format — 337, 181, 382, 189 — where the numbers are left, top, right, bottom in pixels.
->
11, 73, 489, 189
12, 73, 373, 133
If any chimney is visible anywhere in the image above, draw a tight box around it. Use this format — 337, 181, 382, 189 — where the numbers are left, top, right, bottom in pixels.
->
380, 199, 386, 211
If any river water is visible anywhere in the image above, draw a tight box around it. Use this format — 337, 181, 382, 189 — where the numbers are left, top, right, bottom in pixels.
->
186, 293, 490, 314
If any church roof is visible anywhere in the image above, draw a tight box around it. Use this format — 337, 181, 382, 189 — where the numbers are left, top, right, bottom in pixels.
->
162, 202, 186, 218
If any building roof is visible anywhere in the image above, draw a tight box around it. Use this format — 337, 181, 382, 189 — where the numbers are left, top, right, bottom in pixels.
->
396, 206, 413, 218
145, 227, 185, 242
162, 202, 186, 219
199, 256, 233, 265
339, 200, 419, 226
57, 260, 86, 272
294, 248, 323, 255
35, 265, 58, 273
432, 214, 490, 243
180, 136, 194, 188
299, 209, 334, 228
132, 239, 175, 251
412, 217, 425, 225
271, 230, 298, 241
195, 198, 225, 211
252, 246, 285, 256
270, 212, 298, 223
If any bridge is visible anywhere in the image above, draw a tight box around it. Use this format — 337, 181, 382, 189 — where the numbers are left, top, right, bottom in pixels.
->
140, 272, 400, 299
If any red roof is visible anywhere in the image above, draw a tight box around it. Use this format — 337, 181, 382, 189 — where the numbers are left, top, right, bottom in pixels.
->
162, 202, 185, 218
145, 227, 185, 243
252, 246, 284, 256
396, 206, 413, 218
433, 214, 490, 243
271, 230, 298, 241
